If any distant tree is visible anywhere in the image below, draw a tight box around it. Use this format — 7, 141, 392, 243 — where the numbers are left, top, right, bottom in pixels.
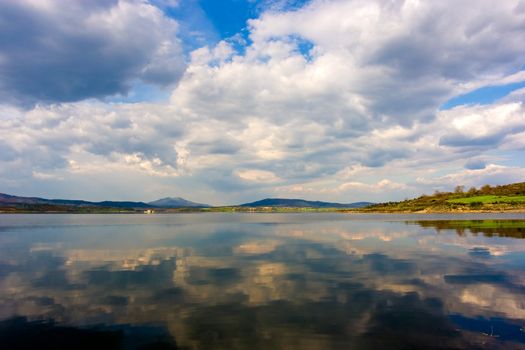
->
467, 186, 477, 195
480, 184, 492, 194
454, 185, 465, 194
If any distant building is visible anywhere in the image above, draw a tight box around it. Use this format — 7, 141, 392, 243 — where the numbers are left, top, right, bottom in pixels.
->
144, 209, 155, 214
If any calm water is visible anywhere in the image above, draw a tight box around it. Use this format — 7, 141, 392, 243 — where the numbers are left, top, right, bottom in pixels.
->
1, 213, 525, 349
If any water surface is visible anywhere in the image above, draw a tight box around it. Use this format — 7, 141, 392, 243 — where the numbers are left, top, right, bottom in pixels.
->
1, 213, 525, 349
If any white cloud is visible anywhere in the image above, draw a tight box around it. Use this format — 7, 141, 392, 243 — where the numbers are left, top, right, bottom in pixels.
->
438, 102, 525, 148
248, 0, 525, 119
236, 169, 282, 183
1, 0, 525, 203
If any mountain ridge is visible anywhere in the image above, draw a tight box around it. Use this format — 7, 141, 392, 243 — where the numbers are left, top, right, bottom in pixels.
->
148, 197, 210, 208
239, 198, 373, 208
0, 193, 210, 209
0, 193, 371, 210
0, 193, 152, 208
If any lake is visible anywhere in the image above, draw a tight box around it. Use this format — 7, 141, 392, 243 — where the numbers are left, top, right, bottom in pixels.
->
1, 213, 525, 349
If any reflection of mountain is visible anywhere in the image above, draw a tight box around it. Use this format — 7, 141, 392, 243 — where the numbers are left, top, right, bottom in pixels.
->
410, 220, 525, 239
2, 216, 525, 349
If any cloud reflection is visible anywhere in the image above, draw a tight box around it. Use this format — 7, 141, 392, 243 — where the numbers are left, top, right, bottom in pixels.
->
1, 215, 525, 349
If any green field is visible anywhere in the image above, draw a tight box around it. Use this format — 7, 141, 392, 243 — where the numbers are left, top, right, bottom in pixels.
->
447, 195, 525, 204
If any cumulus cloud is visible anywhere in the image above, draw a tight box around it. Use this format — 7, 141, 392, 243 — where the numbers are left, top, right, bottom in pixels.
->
0, 0, 186, 106
1, 0, 525, 203
438, 103, 525, 149
247, 0, 525, 122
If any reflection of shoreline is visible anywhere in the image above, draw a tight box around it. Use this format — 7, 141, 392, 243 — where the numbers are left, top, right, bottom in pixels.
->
409, 220, 525, 239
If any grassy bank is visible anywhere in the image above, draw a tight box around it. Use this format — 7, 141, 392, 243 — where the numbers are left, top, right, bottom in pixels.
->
360, 182, 525, 213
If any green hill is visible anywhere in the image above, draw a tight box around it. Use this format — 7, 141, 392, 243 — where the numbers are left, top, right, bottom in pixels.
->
361, 182, 525, 212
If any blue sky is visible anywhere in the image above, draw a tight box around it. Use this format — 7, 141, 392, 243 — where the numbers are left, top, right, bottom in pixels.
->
442, 80, 525, 110
0, 0, 524, 205
197, 0, 256, 38
195, 0, 310, 37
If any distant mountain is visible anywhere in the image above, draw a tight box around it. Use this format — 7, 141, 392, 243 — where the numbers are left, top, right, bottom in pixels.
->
0, 193, 371, 211
148, 197, 210, 208
0, 193, 152, 209
239, 198, 373, 208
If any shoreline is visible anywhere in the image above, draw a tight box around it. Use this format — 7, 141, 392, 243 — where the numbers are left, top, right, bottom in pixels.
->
1, 209, 525, 214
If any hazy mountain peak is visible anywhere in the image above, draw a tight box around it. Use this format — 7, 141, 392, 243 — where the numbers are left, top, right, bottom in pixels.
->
148, 197, 210, 208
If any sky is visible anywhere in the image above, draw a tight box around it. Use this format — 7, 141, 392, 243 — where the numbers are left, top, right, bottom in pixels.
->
1, 0, 525, 205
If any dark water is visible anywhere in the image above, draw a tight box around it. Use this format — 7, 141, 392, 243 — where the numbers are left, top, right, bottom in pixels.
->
1, 213, 525, 349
